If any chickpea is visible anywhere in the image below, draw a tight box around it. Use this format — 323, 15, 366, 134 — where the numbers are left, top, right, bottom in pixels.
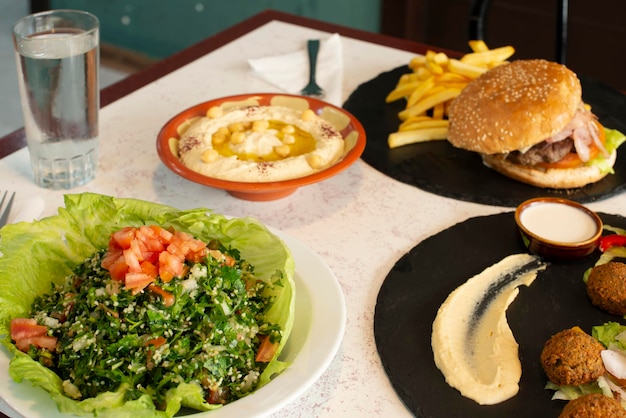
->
230, 131, 246, 145
201, 149, 219, 163
300, 109, 317, 122
307, 153, 323, 169
274, 144, 291, 158
252, 120, 270, 132
206, 106, 223, 119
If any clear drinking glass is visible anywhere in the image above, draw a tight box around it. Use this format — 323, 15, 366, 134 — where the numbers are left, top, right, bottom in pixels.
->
12, 9, 100, 189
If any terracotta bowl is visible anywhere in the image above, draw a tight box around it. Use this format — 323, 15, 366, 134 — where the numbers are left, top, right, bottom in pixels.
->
156, 93, 366, 201
514, 197, 603, 260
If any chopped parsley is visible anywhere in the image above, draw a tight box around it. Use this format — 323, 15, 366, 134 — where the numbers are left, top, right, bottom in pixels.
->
25, 239, 283, 408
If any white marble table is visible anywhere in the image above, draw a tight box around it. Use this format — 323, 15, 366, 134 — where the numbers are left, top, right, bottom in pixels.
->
1, 10, 625, 418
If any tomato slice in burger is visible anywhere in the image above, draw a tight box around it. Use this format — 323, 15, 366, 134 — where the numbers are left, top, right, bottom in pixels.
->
536, 121, 606, 169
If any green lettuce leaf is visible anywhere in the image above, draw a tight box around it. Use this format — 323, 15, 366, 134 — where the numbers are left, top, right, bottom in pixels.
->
0, 193, 295, 417
589, 128, 626, 174
593, 321, 626, 350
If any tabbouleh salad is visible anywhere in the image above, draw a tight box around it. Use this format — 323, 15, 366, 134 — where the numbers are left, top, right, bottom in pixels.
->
0, 194, 295, 417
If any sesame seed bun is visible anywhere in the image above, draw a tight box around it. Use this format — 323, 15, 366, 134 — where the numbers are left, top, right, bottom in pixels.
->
446, 59, 615, 189
482, 151, 615, 189
447, 59, 582, 154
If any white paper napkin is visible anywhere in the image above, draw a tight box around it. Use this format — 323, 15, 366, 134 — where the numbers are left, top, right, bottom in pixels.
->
248, 33, 343, 106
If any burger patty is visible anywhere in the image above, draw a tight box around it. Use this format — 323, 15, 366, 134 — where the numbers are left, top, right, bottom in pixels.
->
506, 138, 575, 166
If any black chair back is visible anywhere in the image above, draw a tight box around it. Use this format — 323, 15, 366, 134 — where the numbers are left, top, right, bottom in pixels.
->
468, 0, 569, 64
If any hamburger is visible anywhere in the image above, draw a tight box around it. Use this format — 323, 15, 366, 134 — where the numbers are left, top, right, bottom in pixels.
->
447, 59, 624, 189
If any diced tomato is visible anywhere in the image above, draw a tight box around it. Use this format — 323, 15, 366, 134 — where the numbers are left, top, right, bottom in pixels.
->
137, 226, 166, 252
145, 335, 167, 347
111, 227, 136, 250
152, 225, 173, 243
142, 251, 159, 264
159, 251, 184, 282
159, 270, 174, 283
183, 236, 207, 254
207, 388, 229, 405
178, 230, 198, 241
134, 237, 149, 256
255, 335, 279, 363
11, 318, 57, 352
130, 238, 147, 261
102, 225, 209, 289
107, 236, 119, 252
148, 284, 176, 307
140, 260, 159, 278
245, 278, 261, 292
124, 272, 155, 293
166, 236, 188, 260
123, 247, 142, 273
208, 249, 236, 267
15, 335, 57, 352
101, 248, 123, 270
187, 248, 208, 264
10, 318, 47, 340
107, 254, 129, 281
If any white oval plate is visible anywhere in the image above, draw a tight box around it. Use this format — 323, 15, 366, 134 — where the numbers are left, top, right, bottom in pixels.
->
0, 228, 346, 418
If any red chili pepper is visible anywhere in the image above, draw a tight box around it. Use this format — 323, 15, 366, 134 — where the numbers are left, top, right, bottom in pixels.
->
599, 234, 626, 252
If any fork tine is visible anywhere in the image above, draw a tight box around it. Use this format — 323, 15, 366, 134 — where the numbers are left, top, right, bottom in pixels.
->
0, 191, 15, 227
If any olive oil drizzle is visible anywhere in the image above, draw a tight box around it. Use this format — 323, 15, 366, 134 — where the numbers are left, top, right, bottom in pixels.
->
212, 120, 317, 162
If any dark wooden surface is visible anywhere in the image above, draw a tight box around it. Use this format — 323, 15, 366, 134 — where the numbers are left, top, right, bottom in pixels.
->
381, 0, 626, 91
0, 9, 446, 160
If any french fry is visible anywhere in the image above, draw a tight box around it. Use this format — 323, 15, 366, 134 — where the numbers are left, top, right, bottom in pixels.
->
399, 115, 434, 129
405, 76, 436, 107
460, 46, 515, 67
386, 81, 423, 103
397, 73, 420, 84
388, 125, 448, 148
398, 119, 448, 132
409, 55, 426, 69
432, 102, 445, 120
436, 72, 470, 83
385, 41, 515, 148
468, 40, 489, 53
447, 59, 489, 79
398, 88, 461, 121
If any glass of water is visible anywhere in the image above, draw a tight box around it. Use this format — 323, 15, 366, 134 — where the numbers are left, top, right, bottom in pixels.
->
12, 9, 99, 189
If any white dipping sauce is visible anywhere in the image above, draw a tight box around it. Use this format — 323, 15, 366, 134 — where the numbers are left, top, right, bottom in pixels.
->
520, 202, 598, 243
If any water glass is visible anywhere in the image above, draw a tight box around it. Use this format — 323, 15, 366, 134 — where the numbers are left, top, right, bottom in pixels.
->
12, 9, 100, 189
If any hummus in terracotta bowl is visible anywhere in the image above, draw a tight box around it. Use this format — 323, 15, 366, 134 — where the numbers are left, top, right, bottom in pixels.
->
157, 94, 366, 201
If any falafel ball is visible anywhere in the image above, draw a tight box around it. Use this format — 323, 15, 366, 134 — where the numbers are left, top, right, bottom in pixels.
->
541, 328, 606, 386
559, 393, 626, 418
587, 262, 626, 315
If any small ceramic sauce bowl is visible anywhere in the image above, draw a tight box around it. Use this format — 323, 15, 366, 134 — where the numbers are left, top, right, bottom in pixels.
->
515, 197, 603, 260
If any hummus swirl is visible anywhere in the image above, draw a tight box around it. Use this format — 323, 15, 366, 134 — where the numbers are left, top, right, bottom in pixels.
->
431, 254, 547, 405
177, 105, 345, 182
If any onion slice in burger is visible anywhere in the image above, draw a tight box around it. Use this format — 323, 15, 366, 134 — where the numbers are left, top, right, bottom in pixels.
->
537, 121, 606, 169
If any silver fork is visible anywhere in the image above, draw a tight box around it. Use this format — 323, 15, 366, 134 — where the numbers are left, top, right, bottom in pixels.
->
300, 39, 324, 98
0, 191, 15, 227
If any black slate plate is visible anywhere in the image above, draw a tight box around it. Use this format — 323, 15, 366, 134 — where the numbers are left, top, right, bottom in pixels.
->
374, 212, 626, 418
343, 66, 626, 207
